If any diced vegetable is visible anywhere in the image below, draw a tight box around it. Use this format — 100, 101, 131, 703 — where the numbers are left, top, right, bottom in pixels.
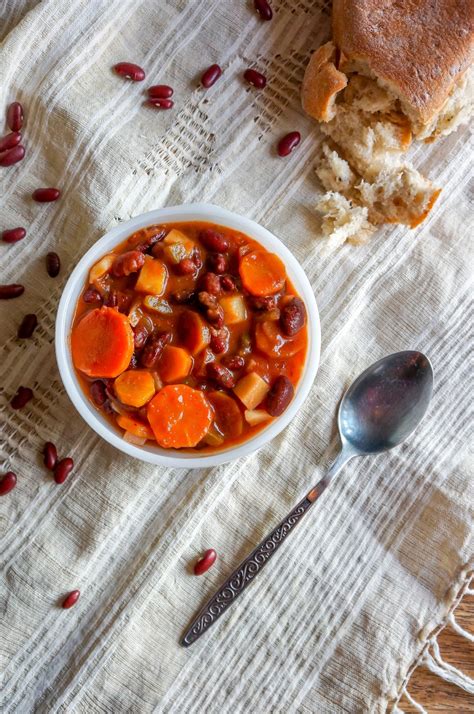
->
147, 385, 213, 448
162, 229, 195, 264
128, 298, 144, 327
244, 409, 272, 426
233, 371, 270, 410
71, 307, 134, 378
255, 320, 306, 358
239, 250, 286, 296
220, 294, 247, 325
178, 310, 211, 355
143, 296, 173, 314
116, 414, 155, 440
201, 423, 225, 447
114, 369, 156, 407
89, 254, 115, 284
207, 391, 243, 438
159, 345, 193, 382
193, 348, 215, 377
135, 256, 168, 295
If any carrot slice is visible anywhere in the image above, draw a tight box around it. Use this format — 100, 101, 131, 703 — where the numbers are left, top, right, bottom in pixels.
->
71, 307, 134, 378
159, 345, 193, 382
114, 370, 156, 407
147, 385, 213, 448
178, 310, 211, 355
255, 319, 306, 358
239, 250, 286, 296
116, 414, 155, 440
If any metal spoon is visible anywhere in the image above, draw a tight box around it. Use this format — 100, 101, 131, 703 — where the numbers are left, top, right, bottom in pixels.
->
181, 350, 434, 647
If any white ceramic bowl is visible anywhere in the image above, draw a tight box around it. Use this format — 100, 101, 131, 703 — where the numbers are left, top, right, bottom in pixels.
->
56, 203, 321, 468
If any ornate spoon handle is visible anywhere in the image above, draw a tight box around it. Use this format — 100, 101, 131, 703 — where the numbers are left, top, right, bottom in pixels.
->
181, 484, 325, 647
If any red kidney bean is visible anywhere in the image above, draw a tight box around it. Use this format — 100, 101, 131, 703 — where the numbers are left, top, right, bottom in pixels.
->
148, 85, 174, 99
0, 145, 25, 166
90, 380, 107, 406
277, 131, 301, 157
134, 228, 166, 253
83, 287, 102, 304
175, 258, 196, 275
280, 296, 306, 336
248, 294, 277, 311
18, 313, 38, 338
207, 253, 226, 274
254, 0, 273, 20
32, 188, 61, 202
220, 275, 236, 292
133, 317, 151, 350
54, 457, 74, 484
194, 548, 217, 575
198, 291, 225, 327
62, 589, 80, 609
104, 289, 118, 308
192, 252, 203, 270
11, 386, 33, 409
199, 228, 229, 252
113, 62, 145, 81
2, 227, 26, 243
207, 362, 236, 389
43, 442, 58, 470
200, 272, 221, 296
46, 252, 60, 277
141, 332, 171, 368
210, 327, 229, 355
0, 472, 17, 496
221, 355, 245, 370
147, 98, 174, 110
266, 376, 294, 416
244, 68, 267, 89
0, 284, 24, 299
0, 132, 21, 152
201, 64, 222, 89
112, 250, 145, 277
7, 102, 23, 132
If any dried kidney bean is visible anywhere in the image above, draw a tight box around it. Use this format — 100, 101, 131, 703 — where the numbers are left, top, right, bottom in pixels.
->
54, 457, 74, 484
201, 64, 222, 88
114, 62, 145, 81
266, 376, 294, 416
148, 85, 173, 99
0, 145, 25, 166
207, 362, 236, 388
199, 228, 229, 252
18, 313, 38, 338
7, 102, 23, 132
112, 250, 145, 277
210, 327, 229, 354
90, 380, 107, 406
83, 287, 102, 304
140, 332, 171, 368
147, 98, 174, 109
11, 386, 33, 409
221, 355, 245, 370
2, 227, 26, 243
207, 253, 226, 274
277, 132, 301, 157
0, 472, 17, 496
244, 68, 267, 89
0, 284, 24, 299
280, 296, 306, 336
62, 589, 80, 609
194, 548, 217, 575
254, 0, 273, 20
32, 188, 61, 202
175, 257, 197, 275
200, 272, 221, 295
43, 442, 58, 470
46, 252, 60, 277
0, 132, 21, 152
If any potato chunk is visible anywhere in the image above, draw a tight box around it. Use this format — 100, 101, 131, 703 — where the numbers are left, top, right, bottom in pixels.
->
220, 294, 247, 325
233, 372, 269, 410
135, 256, 168, 295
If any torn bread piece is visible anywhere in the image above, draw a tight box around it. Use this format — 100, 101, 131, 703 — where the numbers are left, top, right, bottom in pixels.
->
316, 192, 375, 252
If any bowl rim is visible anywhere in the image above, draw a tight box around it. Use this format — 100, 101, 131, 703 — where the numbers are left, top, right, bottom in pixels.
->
55, 203, 321, 468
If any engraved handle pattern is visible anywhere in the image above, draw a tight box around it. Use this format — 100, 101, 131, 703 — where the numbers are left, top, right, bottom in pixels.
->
181, 491, 318, 647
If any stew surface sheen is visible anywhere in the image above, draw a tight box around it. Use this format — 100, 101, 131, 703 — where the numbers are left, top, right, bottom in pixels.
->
71, 221, 309, 452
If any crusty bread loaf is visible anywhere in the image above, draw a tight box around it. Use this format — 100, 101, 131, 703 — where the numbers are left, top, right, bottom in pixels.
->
301, 0, 473, 248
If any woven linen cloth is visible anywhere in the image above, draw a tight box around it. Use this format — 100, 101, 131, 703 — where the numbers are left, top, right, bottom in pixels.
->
0, 1, 473, 712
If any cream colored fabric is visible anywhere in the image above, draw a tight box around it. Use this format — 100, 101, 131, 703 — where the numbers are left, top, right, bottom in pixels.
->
0, 2, 473, 712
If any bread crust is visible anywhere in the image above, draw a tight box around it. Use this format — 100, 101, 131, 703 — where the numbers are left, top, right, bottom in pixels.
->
301, 41, 347, 121
332, 0, 474, 126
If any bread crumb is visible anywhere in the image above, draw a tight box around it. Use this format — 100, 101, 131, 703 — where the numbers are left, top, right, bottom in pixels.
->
316, 192, 375, 252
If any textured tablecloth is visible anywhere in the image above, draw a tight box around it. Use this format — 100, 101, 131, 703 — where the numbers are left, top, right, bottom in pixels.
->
0, 1, 473, 712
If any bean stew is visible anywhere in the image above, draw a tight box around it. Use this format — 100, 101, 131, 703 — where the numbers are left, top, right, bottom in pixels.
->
71, 222, 308, 451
